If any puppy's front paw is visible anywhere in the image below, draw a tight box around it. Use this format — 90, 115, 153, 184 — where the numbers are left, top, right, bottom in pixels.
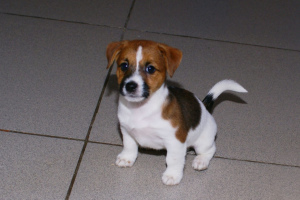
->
115, 152, 136, 167
162, 171, 183, 185
192, 155, 211, 171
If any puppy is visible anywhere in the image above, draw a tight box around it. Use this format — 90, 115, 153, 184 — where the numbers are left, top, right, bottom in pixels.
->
106, 40, 247, 185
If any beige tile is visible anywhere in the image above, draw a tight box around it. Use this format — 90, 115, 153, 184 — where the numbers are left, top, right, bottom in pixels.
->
0, 132, 83, 199
91, 30, 300, 167
0, 14, 122, 138
70, 143, 300, 200
128, 0, 300, 50
1, 1, 299, 199
0, 0, 133, 27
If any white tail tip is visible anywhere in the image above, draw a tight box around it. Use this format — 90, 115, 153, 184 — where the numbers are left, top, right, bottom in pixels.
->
208, 79, 248, 100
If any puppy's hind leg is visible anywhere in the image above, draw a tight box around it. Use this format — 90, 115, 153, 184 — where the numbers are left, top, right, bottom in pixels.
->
192, 116, 217, 171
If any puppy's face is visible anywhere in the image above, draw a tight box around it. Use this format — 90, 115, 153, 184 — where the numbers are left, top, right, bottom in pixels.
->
106, 40, 182, 102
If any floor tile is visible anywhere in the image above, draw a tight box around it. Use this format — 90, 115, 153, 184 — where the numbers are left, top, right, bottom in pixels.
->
1, 1, 299, 199
0, 14, 122, 139
128, 0, 300, 50
90, 30, 300, 166
0, 0, 133, 27
0, 131, 83, 199
70, 143, 300, 200
89, 75, 121, 145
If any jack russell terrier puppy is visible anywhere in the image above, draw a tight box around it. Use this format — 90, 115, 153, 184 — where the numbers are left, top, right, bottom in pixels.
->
106, 40, 247, 185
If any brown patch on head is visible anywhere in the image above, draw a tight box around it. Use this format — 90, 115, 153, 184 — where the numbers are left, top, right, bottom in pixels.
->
158, 43, 182, 78
162, 87, 201, 143
115, 46, 138, 85
137, 43, 168, 94
106, 40, 183, 96
106, 40, 135, 85
106, 41, 125, 69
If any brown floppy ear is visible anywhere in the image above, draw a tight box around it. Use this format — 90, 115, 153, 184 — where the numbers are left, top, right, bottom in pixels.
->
106, 41, 123, 69
158, 44, 182, 77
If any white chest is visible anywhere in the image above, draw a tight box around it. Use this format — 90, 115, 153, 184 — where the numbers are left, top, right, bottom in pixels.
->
118, 97, 176, 149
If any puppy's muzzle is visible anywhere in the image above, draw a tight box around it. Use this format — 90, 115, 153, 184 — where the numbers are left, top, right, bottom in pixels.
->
120, 78, 150, 102
125, 81, 138, 93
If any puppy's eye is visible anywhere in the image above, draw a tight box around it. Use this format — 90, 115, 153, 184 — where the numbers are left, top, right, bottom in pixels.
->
120, 63, 129, 72
145, 65, 156, 74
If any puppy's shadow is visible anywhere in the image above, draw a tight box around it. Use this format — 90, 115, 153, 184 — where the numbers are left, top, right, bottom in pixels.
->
210, 93, 248, 114
139, 148, 167, 156
105, 74, 119, 102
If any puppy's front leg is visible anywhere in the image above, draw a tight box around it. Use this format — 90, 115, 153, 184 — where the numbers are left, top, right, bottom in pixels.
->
162, 142, 187, 185
116, 127, 138, 167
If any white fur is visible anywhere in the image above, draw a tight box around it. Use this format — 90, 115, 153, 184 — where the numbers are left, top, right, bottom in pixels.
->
136, 46, 143, 72
115, 46, 246, 185
122, 74, 145, 102
121, 46, 145, 102
117, 84, 188, 185
117, 84, 219, 185
208, 79, 247, 100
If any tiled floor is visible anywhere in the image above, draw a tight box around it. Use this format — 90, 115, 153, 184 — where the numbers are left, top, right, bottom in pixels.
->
1, 1, 299, 199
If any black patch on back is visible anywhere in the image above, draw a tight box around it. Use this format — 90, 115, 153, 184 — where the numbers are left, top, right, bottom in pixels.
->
202, 94, 214, 113
168, 86, 201, 130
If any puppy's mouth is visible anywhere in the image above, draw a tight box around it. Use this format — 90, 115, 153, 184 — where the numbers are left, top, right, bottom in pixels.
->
120, 80, 149, 102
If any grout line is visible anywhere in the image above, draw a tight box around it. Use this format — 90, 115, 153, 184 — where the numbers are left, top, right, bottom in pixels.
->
123, 0, 136, 29
65, 1, 138, 196
2, 11, 299, 52
1, 128, 298, 169
125, 28, 300, 53
213, 155, 300, 169
64, 1, 137, 197
65, 65, 114, 200
0, 129, 84, 142
118, 0, 136, 41
84, 142, 300, 169
3, 127, 297, 169
2, 5, 299, 196
87, 140, 123, 147
1, 12, 123, 29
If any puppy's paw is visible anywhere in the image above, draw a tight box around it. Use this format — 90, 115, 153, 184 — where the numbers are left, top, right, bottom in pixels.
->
115, 153, 136, 167
192, 155, 211, 171
162, 171, 183, 185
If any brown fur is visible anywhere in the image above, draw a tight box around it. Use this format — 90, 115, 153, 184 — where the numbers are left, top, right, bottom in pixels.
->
106, 40, 189, 142
162, 87, 201, 143
106, 40, 182, 94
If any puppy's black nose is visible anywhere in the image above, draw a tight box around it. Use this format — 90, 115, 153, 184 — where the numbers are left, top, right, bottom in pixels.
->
125, 81, 138, 93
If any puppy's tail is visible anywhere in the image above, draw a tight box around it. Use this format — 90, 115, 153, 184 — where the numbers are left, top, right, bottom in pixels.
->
202, 80, 247, 111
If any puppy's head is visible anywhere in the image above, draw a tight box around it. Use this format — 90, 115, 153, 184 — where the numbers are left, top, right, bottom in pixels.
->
106, 40, 182, 102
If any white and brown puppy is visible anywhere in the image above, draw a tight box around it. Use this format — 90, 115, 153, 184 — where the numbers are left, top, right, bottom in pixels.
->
106, 40, 247, 185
